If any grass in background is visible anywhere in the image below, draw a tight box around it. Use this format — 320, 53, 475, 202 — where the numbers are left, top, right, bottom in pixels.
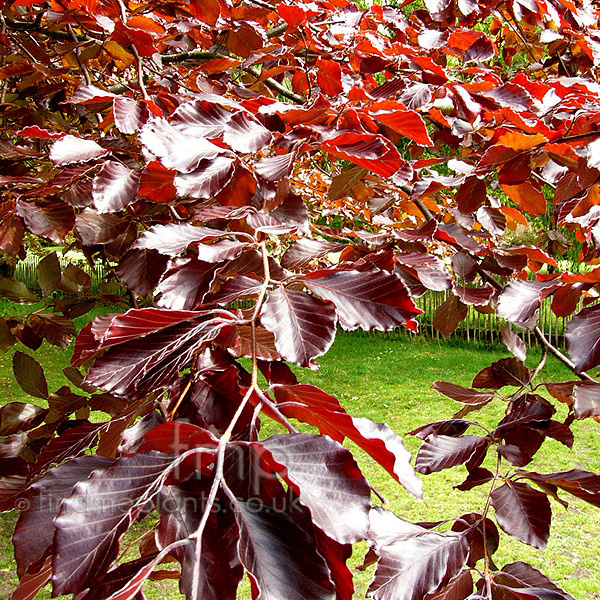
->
0, 307, 598, 598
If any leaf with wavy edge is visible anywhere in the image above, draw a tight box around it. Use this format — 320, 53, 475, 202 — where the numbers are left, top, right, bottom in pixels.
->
261, 287, 337, 366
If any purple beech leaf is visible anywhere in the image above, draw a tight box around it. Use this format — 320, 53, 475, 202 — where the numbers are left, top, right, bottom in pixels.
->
0, 402, 47, 436
10, 556, 52, 600
454, 467, 494, 491
394, 253, 452, 291
273, 386, 422, 498
13, 455, 114, 577
113, 96, 148, 135
255, 151, 297, 182
207, 276, 263, 305
92, 161, 141, 213
497, 281, 559, 330
133, 222, 240, 256
261, 287, 337, 366
50, 135, 109, 165
416, 435, 491, 474
84, 317, 234, 399
281, 238, 344, 271
565, 304, 600, 372
433, 295, 468, 338
233, 500, 336, 600
490, 481, 551, 550
174, 156, 236, 199
171, 99, 233, 138
223, 111, 273, 153
572, 383, 600, 418
74, 209, 129, 245
367, 507, 469, 600
432, 381, 494, 407
140, 118, 226, 173
424, 570, 473, 600
12, 352, 48, 399
52, 452, 186, 595
500, 562, 574, 599
156, 483, 242, 600
257, 433, 372, 544
155, 257, 217, 310
37, 252, 61, 296
229, 325, 281, 361
115, 248, 169, 297
69, 85, 116, 104
502, 326, 527, 361
408, 420, 471, 439
16, 199, 75, 243
304, 269, 421, 332
0, 278, 37, 304
33, 421, 102, 474
452, 284, 494, 306
452, 252, 479, 281
517, 469, 600, 507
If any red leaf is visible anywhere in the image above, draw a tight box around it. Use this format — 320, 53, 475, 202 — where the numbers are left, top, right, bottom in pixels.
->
116, 248, 169, 297
490, 482, 551, 550
395, 253, 452, 292
0, 214, 24, 257
92, 161, 140, 213
501, 182, 547, 216
316, 59, 343, 96
320, 132, 404, 178
261, 287, 337, 366
189, 0, 220, 24
370, 109, 432, 146
17, 126, 64, 139
138, 161, 177, 203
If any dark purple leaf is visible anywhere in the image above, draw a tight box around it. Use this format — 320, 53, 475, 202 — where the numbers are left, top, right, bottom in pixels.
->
304, 269, 421, 332
13, 455, 113, 577
0, 402, 47, 436
116, 248, 169, 297
424, 570, 473, 600
408, 420, 471, 439
451, 513, 499, 568
501, 562, 574, 599
134, 222, 242, 257
432, 381, 494, 407
92, 161, 141, 213
281, 239, 344, 270
416, 435, 490, 474
155, 257, 217, 310
0, 278, 37, 304
452, 252, 478, 282
472, 358, 532, 389
52, 452, 183, 595
74, 209, 129, 245
497, 281, 559, 330
395, 253, 451, 291
453, 285, 494, 306
156, 483, 242, 600
490, 482, 551, 550
518, 469, 600, 508
12, 352, 48, 400
433, 295, 468, 338
16, 199, 75, 243
255, 151, 297, 182
258, 433, 371, 544
233, 500, 336, 600
367, 507, 469, 600
572, 383, 600, 419
456, 177, 486, 214
501, 327, 527, 361
37, 252, 61, 296
261, 287, 337, 366
207, 276, 263, 305
566, 304, 600, 373
174, 156, 236, 199
454, 467, 494, 491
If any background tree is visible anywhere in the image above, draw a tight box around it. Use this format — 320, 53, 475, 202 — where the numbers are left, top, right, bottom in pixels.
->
1, 0, 600, 598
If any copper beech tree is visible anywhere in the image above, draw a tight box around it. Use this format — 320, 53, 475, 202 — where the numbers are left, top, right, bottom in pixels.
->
2, 0, 600, 598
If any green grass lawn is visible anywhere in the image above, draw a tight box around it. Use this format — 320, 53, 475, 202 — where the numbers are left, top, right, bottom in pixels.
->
0, 308, 598, 599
